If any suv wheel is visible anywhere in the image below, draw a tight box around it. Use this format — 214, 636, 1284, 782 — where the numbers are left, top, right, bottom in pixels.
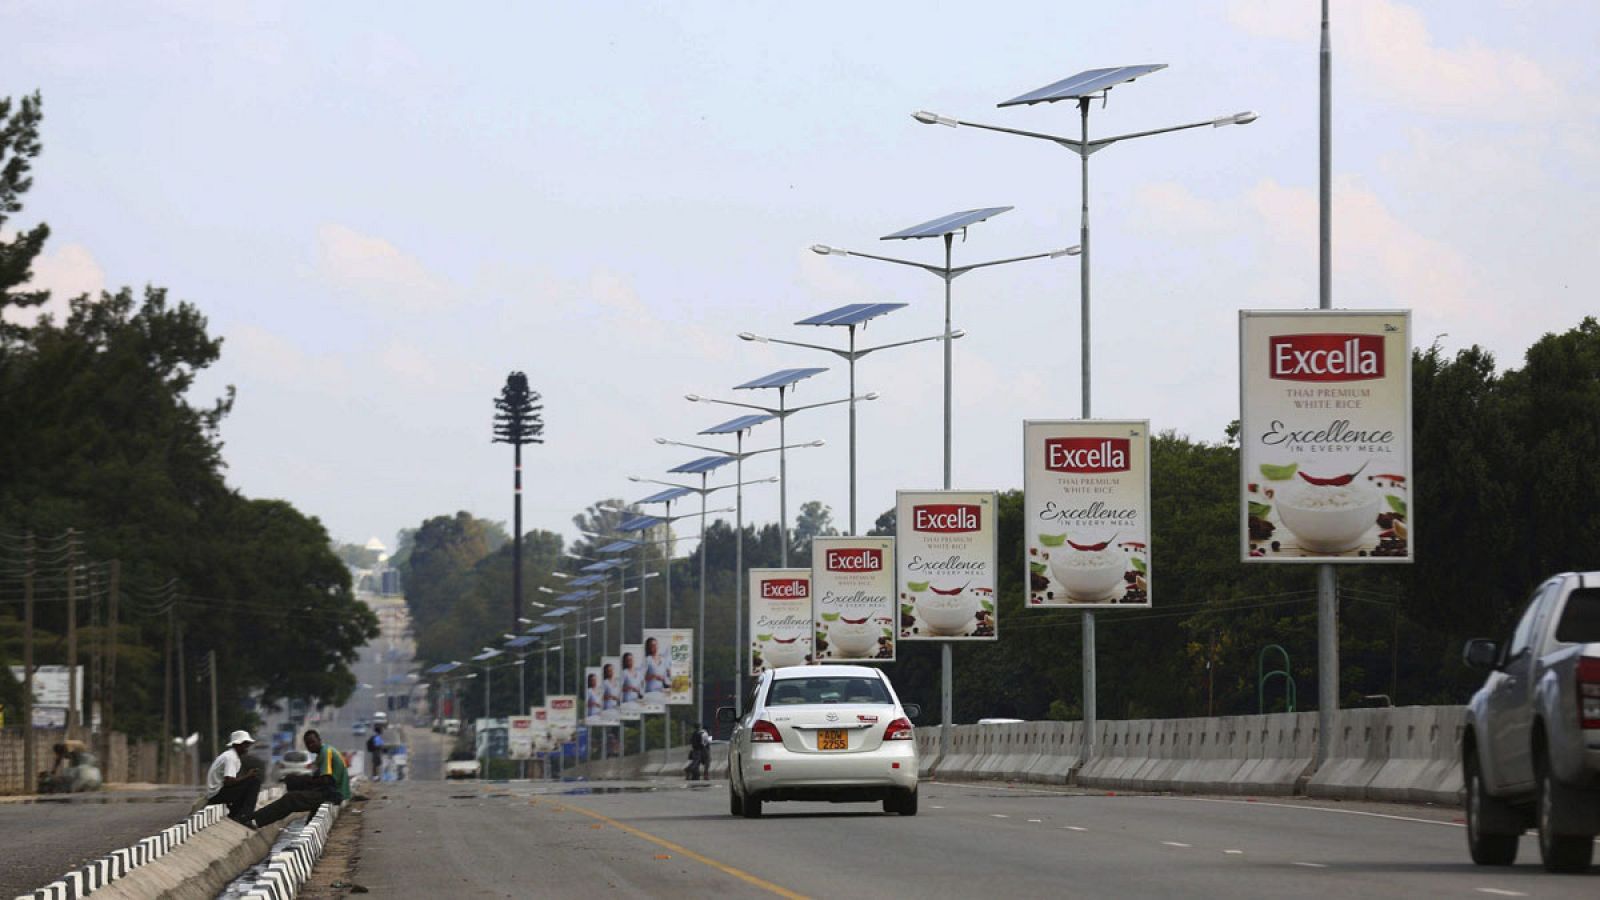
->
884, 786, 918, 816
1537, 768, 1595, 873
1464, 752, 1518, 866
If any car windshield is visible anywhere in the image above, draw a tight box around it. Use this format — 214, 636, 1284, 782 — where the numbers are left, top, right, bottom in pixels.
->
1554, 587, 1600, 643
283, 751, 310, 761
448, 751, 476, 761
767, 676, 891, 706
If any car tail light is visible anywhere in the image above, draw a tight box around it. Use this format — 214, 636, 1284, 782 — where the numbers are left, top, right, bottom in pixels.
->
1579, 657, 1600, 729
750, 719, 783, 743
884, 717, 914, 741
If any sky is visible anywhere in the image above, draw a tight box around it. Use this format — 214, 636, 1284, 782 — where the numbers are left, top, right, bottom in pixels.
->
4, 1, 1597, 553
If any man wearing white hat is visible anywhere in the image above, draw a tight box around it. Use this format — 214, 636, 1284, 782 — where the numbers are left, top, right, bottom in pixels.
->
205, 729, 262, 825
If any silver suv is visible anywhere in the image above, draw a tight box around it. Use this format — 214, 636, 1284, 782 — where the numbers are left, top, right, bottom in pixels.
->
1462, 572, 1600, 872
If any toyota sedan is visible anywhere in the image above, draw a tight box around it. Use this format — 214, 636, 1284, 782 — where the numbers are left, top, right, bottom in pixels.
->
719, 665, 920, 817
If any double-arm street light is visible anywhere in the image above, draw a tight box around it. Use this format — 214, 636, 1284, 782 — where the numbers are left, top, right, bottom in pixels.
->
692, 368, 849, 567
915, 65, 1255, 760
657, 423, 823, 716
814, 207, 1077, 491
742, 304, 955, 535
640, 459, 777, 725
817, 207, 1077, 757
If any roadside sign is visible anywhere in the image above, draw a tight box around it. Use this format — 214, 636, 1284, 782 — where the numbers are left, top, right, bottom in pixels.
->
896, 491, 998, 641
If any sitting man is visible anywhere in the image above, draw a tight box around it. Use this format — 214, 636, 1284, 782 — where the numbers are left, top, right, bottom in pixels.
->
249, 728, 349, 827
205, 730, 262, 825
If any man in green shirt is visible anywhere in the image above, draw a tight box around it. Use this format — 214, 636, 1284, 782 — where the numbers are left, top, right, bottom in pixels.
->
248, 728, 349, 827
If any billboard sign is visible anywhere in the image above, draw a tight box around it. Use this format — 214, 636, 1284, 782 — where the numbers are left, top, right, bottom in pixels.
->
601, 655, 624, 724
643, 628, 693, 707
749, 568, 813, 674
583, 667, 606, 726
507, 715, 534, 760
1024, 421, 1151, 607
811, 536, 895, 662
546, 695, 577, 743
1240, 310, 1413, 562
619, 644, 653, 717
896, 491, 998, 641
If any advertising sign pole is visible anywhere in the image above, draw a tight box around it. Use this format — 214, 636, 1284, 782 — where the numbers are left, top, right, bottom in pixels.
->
940, 235, 954, 766
1078, 96, 1099, 762
1317, 0, 1336, 766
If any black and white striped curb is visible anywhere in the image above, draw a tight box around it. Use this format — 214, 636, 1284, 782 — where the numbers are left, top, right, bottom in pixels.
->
216, 799, 341, 900
15, 785, 286, 900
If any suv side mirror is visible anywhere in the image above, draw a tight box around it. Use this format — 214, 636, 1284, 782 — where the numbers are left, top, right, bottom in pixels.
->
715, 706, 738, 724
902, 703, 921, 720
1462, 639, 1500, 671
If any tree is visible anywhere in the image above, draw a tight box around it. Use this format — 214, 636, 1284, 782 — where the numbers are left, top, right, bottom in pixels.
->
0, 92, 49, 333
790, 500, 838, 564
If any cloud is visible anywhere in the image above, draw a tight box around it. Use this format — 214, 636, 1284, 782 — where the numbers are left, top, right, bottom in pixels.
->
1, 239, 107, 326
314, 223, 456, 312
1226, 0, 1568, 121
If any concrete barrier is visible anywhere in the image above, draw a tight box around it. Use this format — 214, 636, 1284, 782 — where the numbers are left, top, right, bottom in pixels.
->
1309, 706, 1463, 805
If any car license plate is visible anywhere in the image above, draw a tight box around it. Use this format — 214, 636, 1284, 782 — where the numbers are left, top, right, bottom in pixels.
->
818, 729, 848, 750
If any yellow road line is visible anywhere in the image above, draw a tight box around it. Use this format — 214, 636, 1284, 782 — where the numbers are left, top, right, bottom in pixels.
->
558, 802, 809, 900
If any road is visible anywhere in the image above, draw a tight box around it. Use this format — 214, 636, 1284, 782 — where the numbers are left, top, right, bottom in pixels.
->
350, 778, 1594, 897
0, 788, 201, 897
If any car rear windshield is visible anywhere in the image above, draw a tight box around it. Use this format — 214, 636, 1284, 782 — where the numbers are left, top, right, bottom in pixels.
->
1554, 588, 1600, 643
448, 751, 476, 761
282, 751, 310, 761
767, 676, 891, 706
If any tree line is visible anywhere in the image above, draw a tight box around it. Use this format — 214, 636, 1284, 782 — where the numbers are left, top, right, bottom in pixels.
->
0, 93, 377, 741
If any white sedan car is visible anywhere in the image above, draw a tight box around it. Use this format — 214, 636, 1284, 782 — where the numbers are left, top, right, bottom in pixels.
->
719, 665, 921, 818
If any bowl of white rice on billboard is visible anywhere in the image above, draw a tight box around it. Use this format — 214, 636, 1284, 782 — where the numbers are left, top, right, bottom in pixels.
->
828, 615, 880, 657
760, 633, 809, 668
1047, 536, 1126, 602
1275, 465, 1380, 552
913, 582, 979, 635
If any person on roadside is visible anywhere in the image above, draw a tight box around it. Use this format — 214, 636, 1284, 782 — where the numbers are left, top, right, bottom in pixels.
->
685, 723, 712, 781
249, 728, 349, 828
366, 723, 386, 780
205, 730, 262, 825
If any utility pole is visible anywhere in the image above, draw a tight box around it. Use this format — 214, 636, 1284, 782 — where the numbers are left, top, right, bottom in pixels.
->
162, 609, 172, 783
1315, 0, 1341, 767
493, 372, 545, 632
66, 529, 78, 738
106, 561, 119, 746
208, 650, 219, 763
90, 564, 101, 753
22, 533, 35, 791
176, 622, 189, 784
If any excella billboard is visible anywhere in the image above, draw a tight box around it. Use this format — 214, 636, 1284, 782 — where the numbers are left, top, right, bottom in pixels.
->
1239, 310, 1412, 563
896, 491, 998, 641
1024, 421, 1151, 607
749, 568, 813, 674
811, 536, 895, 662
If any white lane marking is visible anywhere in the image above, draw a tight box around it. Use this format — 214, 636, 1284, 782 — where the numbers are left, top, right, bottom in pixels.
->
1182, 797, 1462, 829
1292, 862, 1327, 868
1063, 826, 1088, 832
990, 814, 1009, 819
1475, 890, 1527, 897
1027, 818, 1042, 823
930, 805, 944, 809
1162, 841, 1192, 848
1223, 849, 1244, 855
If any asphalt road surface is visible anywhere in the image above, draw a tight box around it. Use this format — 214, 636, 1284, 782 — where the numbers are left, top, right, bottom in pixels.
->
353, 778, 1595, 898
0, 788, 201, 897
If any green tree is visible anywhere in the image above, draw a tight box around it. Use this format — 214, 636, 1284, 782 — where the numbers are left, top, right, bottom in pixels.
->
0, 91, 49, 333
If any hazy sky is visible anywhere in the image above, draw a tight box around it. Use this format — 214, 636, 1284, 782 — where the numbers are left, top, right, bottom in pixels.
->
5, 1, 1596, 552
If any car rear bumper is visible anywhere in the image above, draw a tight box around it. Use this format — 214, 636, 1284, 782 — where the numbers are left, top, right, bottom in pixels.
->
742, 741, 918, 798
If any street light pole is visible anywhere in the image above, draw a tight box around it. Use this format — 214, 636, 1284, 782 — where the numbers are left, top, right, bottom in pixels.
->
914, 78, 1254, 761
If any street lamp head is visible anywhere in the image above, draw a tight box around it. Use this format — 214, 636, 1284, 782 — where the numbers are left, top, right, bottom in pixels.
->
811, 244, 847, 256
912, 110, 958, 127
685, 394, 701, 402
863, 392, 881, 401
627, 475, 642, 482
738, 332, 768, 343
950, 329, 967, 340
654, 437, 669, 445
809, 439, 826, 448
1216, 111, 1258, 127
1050, 246, 1083, 258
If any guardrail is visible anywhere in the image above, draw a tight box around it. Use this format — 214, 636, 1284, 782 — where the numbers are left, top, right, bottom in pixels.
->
559, 706, 1466, 806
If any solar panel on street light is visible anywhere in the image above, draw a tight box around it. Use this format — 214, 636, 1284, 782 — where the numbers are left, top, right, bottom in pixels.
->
881, 207, 1012, 240
669, 455, 735, 474
636, 486, 694, 504
733, 368, 827, 390
596, 540, 638, 554
699, 414, 775, 434
795, 303, 908, 327
998, 64, 1167, 107
616, 514, 662, 532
